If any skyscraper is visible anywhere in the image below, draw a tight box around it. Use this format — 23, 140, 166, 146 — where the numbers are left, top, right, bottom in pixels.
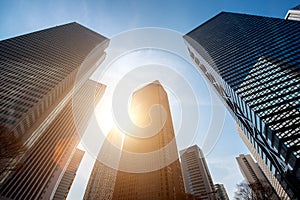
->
214, 184, 229, 200
236, 125, 289, 199
0, 23, 108, 200
0, 79, 105, 200
53, 148, 85, 200
0, 22, 107, 139
84, 127, 123, 200
236, 154, 279, 199
180, 145, 217, 200
112, 81, 185, 200
184, 12, 300, 198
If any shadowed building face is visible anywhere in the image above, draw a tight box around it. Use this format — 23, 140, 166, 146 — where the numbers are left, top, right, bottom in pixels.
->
0, 23, 108, 200
184, 12, 300, 199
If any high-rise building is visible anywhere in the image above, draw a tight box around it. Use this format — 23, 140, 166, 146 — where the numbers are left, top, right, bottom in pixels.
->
180, 145, 217, 200
0, 23, 108, 200
285, 4, 300, 21
236, 154, 279, 199
53, 148, 85, 200
184, 12, 300, 199
0, 79, 105, 200
236, 125, 289, 199
0, 22, 107, 139
112, 81, 185, 200
84, 127, 123, 200
214, 184, 229, 200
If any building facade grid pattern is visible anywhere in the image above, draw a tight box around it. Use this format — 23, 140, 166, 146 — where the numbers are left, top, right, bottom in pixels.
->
184, 12, 300, 198
0, 23, 108, 200
180, 145, 217, 200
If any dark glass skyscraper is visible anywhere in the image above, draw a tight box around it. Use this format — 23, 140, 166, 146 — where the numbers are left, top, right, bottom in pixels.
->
0, 22, 107, 138
184, 12, 300, 199
0, 23, 108, 199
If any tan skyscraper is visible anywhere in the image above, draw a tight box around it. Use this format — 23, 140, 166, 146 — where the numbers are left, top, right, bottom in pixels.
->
180, 145, 217, 200
236, 125, 289, 199
0, 23, 108, 200
236, 154, 279, 200
112, 81, 185, 200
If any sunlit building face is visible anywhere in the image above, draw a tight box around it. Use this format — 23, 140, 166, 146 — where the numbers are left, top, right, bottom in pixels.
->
112, 81, 185, 200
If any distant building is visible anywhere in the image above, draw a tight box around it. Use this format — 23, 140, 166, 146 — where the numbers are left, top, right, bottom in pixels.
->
112, 81, 185, 200
214, 184, 229, 200
236, 154, 279, 200
285, 4, 300, 21
185, 11, 300, 199
180, 145, 217, 200
236, 125, 290, 199
53, 148, 85, 200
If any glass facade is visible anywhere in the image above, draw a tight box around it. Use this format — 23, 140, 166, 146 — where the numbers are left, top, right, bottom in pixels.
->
184, 12, 300, 199
0, 22, 107, 137
0, 23, 108, 200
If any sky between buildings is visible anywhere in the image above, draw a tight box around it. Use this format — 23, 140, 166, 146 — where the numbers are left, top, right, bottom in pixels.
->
0, 0, 299, 199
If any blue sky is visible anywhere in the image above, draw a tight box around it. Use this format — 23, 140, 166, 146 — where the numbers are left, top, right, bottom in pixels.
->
1, 0, 299, 199
0, 0, 299, 40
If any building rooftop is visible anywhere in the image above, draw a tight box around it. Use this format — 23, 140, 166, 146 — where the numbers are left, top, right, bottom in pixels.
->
291, 4, 300, 11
